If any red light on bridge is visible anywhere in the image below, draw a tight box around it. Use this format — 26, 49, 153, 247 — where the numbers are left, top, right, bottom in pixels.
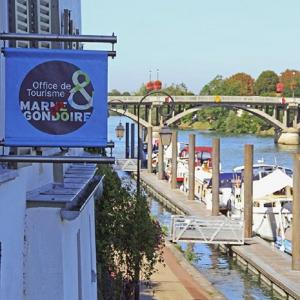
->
145, 81, 154, 91
153, 80, 162, 90
276, 83, 284, 93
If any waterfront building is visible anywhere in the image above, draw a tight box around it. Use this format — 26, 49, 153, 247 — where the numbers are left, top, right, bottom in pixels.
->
0, 1, 99, 299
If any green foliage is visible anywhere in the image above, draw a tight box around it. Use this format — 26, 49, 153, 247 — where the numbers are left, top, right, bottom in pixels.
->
184, 244, 198, 262
196, 107, 269, 134
109, 89, 131, 96
200, 73, 254, 96
95, 166, 164, 299
134, 82, 194, 96
164, 83, 194, 96
134, 84, 148, 96
254, 70, 279, 96
109, 89, 122, 96
200, 75, 224, 95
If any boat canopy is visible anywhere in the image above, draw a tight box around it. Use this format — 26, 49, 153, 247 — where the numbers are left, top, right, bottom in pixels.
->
180, 146, 212, 156
253, 169, 293, 199
207, 172, 240, 188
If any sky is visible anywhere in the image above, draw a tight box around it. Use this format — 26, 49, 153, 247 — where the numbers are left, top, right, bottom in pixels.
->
82, 0, 300, 94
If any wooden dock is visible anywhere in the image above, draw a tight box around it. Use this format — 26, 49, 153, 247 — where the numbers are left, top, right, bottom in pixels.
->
141, 170, 300, 300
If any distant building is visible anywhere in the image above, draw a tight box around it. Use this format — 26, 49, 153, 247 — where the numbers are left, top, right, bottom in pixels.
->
4, 0, 81, 48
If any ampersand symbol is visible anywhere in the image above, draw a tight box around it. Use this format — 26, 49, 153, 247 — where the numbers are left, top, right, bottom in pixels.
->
68, 70, 93, 110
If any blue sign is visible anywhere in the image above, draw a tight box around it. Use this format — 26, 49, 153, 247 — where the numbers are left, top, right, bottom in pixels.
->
4, 48, 108, 146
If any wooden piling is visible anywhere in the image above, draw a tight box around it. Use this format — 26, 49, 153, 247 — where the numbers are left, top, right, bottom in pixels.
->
147, 127, 153, 173
292, 154, 300, 270
158, 134, 164, 180
125, 122, 129, 158
283, 107, 288, 127
188, 134, 195, 200
148, 106, 152, 125
130, 123, 135, 158
212, 138, 220, 216
171, 131, 178, 189
244, 144, 253, 239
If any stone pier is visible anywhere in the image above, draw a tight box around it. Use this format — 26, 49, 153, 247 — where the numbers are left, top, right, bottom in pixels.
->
275, 128, 300, 145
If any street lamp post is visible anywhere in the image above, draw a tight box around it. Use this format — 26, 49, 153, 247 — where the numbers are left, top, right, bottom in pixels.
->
292, 71, 296, 99
134, 89, 174, 300
110, 99, 127, 140
112, 90, 174, 300
136, 90, 174, 196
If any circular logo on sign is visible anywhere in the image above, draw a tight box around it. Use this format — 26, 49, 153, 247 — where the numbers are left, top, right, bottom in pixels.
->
19, 61, 94, 135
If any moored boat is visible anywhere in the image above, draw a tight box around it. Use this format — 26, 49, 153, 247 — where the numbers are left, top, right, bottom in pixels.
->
231, 166, 293, 241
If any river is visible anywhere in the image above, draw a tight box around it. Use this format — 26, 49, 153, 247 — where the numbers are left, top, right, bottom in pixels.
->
109, 116, 295, 299
109, 116, 299, 170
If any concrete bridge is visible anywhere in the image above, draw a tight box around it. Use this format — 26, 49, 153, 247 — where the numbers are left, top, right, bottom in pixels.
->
109, 95, 300, 145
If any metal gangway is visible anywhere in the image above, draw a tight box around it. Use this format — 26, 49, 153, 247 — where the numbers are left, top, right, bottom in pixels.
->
170, 215, 244, 245
115, 159, 137, 172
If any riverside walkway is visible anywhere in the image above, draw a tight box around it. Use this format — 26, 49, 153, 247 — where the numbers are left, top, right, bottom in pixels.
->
141, 243, 225, 300
140, 170, 300, 300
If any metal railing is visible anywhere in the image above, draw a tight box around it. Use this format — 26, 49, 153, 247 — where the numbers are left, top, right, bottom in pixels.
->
109, 95, 300, 105
170, 215, 244, 245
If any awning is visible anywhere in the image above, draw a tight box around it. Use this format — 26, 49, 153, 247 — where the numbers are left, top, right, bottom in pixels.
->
253, 169, 293, 199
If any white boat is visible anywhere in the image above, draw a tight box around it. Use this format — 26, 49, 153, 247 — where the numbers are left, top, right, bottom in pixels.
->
231, 166, 293, 241
202, 172, 237, 211
180, 146, 213, 195
165, 143, 212, 188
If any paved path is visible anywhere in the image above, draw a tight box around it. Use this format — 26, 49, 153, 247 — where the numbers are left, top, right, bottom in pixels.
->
141, 171, 300, 300
141, 243, 224, 300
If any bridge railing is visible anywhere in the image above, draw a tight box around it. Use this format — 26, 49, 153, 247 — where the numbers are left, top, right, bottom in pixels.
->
109, 95, 300, 105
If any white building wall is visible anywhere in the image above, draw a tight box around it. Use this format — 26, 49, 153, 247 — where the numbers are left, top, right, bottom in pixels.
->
0, 172, 26, 300
24, 208, 64, 300
19, 163, 54, 191
62, 199, 97, 300
24, 199, 97, 300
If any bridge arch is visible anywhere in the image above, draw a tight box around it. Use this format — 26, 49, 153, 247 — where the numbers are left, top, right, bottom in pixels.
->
109, 107, 151, 128
165, 104, 288, 131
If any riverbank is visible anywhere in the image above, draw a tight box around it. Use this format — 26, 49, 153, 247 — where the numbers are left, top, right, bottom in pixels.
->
141, 242, 225, 300
177, 121, 274, 136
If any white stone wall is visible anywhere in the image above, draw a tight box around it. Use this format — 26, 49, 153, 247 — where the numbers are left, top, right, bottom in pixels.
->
24, 200, 97, 300
0, 172, 26, 300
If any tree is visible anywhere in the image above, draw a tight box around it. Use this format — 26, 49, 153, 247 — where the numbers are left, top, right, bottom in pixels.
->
95, 165, 164, 299
223, 72, 254, 96
164, 83, 194, 96
280, 69, 300, 97
254, 70, 279, 96
199, 75, 225, 95
109, 89, 122, 96
134, 84, 148, 96
200, 73, 254, 96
